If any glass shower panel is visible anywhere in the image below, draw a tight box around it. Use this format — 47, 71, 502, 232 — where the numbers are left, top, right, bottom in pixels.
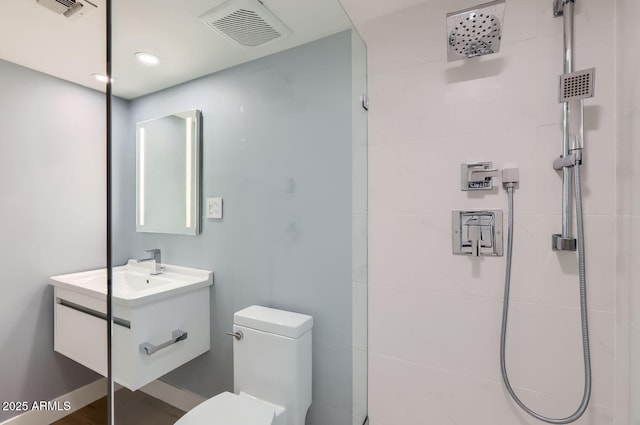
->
351, 28, 368, 425
0, 1, 109, 424
110, 1, 367, 424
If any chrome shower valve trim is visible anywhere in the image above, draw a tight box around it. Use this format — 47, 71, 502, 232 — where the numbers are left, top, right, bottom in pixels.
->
461, 162, 500, 191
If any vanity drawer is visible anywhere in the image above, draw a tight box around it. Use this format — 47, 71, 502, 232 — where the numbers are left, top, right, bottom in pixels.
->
116, 287, 210, 390
53, 286, 210, 391
54, 303, 107, 376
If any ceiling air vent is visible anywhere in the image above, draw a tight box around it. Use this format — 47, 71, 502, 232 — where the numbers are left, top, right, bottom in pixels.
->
36, 0, 97, 19
199, 0, 292, 48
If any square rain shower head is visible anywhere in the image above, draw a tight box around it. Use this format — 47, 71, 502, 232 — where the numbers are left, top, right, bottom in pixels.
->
446, 0, 506, 62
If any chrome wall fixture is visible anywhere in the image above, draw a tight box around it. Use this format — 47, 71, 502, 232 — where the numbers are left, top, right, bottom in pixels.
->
225, 330, 244, 341
446, 0, 506, 62
452, 210, 503, 257
461, 162, 501, 191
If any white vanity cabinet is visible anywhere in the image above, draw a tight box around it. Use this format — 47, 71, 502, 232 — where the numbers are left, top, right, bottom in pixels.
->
51, 261, 213, 391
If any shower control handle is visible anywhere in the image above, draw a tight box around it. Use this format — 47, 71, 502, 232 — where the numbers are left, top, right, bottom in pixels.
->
452, 210, 504, 257
468, 225, 482, 257
468, 167, 500, 182
461, 162, 499, 191
226, 331, 243, 341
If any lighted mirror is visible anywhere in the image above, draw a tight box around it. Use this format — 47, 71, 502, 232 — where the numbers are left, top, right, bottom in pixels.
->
136, 109, 201, 235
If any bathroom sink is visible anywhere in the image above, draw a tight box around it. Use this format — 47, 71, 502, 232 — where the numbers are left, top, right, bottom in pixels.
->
50, 260, 213, 307
50, 260, 213, 390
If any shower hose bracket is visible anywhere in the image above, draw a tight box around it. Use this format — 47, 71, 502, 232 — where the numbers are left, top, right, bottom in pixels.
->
553, 0, 574, 17
553, 151, 582, 170
552, 234, 577, 251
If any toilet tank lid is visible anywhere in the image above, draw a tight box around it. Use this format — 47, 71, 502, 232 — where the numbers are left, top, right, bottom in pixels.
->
234, 305, 313, 338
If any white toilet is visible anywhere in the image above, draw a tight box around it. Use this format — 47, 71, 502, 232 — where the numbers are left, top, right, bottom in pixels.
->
175, 305, 313, 425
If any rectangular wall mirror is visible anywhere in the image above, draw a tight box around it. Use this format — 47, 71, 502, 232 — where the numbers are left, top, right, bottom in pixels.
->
136, 109, 201, 235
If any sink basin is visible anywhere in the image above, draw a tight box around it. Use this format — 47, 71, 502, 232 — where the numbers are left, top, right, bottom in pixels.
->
50, 260, 213, 307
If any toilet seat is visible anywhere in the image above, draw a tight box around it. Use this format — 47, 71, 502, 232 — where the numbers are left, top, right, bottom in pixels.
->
174, 392, 275, 425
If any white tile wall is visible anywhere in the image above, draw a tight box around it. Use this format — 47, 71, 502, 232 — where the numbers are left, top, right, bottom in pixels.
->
335, 0, 632, 423
615, 311, 630, 425
369, 353, 541, 425
630, 324, 640, 424
536, 393, 614, 425
616, 0, 640, 115
617, 0, 640, 424
368, 214, 538, 300
536, 307, 614, 407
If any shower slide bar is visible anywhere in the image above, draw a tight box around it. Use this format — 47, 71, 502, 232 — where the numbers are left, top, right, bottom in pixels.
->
501, 0, 593, 423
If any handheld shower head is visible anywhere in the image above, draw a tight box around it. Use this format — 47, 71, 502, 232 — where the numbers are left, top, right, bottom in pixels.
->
559, 68, 595, 102
558, 68, 595, 152
446, 0, 506, 62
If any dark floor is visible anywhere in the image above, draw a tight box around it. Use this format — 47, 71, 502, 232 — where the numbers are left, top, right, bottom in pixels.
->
51, 389, 185, 425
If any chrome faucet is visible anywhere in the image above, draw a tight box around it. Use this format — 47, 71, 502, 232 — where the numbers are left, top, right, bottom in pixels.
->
137, 249, 162, 275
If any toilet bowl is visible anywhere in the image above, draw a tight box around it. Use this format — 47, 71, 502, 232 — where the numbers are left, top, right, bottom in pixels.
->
172, 391, 281, 425
175, 305, 313, 425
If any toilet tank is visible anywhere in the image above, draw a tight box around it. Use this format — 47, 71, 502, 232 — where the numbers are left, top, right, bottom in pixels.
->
233, 306, 313, 425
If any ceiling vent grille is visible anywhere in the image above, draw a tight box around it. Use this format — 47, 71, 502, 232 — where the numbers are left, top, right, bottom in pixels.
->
36, 0, 97, 19
199, 0, 292, 48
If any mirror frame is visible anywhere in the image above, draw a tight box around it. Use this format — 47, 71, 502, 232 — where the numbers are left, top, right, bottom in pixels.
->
135, 109, 202, 235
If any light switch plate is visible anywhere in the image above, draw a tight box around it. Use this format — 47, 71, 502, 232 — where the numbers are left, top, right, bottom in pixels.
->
206, 197, 223, 219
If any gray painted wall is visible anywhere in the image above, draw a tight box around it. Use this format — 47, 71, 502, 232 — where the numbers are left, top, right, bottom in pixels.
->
113, 31, 354, 424
0, 59, 115, 422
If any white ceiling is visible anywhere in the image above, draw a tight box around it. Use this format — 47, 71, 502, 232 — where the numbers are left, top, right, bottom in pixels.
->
0, 0, 353, 99
338, 0, 428, 35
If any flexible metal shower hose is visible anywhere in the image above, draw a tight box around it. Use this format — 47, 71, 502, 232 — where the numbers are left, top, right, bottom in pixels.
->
499, 164, 592, 424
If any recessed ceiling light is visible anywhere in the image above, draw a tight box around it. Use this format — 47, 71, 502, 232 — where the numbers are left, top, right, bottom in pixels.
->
91, 73, 111, 83
135, 52, 160, 66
